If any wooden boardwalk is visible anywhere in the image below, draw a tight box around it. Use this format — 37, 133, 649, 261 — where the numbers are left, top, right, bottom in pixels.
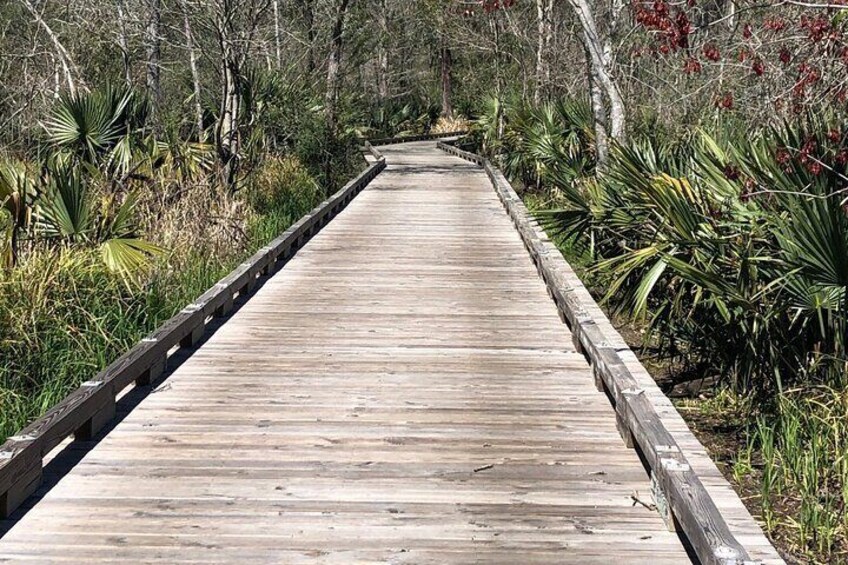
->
0, 142, 766, 563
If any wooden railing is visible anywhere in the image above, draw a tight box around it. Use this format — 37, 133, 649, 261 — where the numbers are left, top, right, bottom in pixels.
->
366, 131, 467, 146
437, 140, 761, 565
0, 147, 386, 519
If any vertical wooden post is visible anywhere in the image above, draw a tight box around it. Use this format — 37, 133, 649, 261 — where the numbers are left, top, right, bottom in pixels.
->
136, 353, 167, 386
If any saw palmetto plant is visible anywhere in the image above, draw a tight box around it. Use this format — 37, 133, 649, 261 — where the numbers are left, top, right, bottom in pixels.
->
0, 159, 35, 267
535, 114, 848, 397
34, 164, 163, 284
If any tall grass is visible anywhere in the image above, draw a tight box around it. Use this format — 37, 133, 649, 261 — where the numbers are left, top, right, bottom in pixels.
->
0, 155, 327, 443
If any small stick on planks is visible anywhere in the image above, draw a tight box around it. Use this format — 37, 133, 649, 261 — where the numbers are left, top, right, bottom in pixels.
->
631, 492, 657, 511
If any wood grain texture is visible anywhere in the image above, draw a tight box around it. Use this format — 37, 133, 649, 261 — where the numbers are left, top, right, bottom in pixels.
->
438, 140, 784, 565
2, 142, 703, 563
0, 151, 385, 519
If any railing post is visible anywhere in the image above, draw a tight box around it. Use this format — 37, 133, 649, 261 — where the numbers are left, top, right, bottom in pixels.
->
0, 437, 42, 519
74, 381, 116, 440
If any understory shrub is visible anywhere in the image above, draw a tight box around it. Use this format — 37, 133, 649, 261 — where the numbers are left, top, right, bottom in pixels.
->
246, 155, 320, 214
476, 98, 848, 561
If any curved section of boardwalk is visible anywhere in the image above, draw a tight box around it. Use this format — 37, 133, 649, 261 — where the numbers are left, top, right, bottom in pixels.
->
0, 142, 692, 563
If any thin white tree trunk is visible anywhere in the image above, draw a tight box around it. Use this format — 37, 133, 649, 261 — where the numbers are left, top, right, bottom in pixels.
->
19, 0, 79, 96
440, 45, 452, 118
568, 0, 626, 142
145, 0, 162, 130
273, 0, 282, 68
377, 0, 389, 101
181, 2, 204, 140
534, 0, 552, 104
325, 0, 352, 133
116, 0, 132, 87
586, 46, 609, 171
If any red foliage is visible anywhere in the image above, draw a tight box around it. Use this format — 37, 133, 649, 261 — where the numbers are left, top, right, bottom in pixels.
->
461, 0, 517, 16
752, 58, 765, 76
723, 164, 741, 181
798, 138, 817, 165
683, 57, 702, 74
716, 92, 734, 109
763, 18, 787, 32
633, 1, 691, 51
703, 43, 721, 62
482, 0, 516, 12
800, 15, 833, 43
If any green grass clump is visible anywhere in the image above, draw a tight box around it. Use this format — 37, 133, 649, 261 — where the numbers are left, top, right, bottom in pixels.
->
0, 169, 325, 443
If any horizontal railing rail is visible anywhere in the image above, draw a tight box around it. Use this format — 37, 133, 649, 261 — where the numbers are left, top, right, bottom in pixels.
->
366, 130, 467, 146
363, 140, 383, 161
437, 139, 763, 565
0, 146, 387, 519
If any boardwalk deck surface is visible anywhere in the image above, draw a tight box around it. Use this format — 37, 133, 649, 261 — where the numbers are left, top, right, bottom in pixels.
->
0, 142, 697, 563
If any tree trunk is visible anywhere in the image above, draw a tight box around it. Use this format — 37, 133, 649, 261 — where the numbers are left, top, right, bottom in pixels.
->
296, 0, 316, 73
116, 0, 132, 87
491, 16, 504, 139
544, 0, 553, 87
568, 0, 626, 143
273, 0, 282, 68
440, 45, 452, 118
377, 0, 389, 101
181, 2, 204, 141
145, 0, 162, 131
210, 0, 270, 190
325, 0, 352, 134
585, 44, 609, 172
217, 56, 241, 189
534, 0, 552, 104
19, 0, 79, 96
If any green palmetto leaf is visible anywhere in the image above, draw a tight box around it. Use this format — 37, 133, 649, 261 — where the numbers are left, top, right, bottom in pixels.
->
778, 196, 848, 289
43, 84, 135, 163
661, 254, 746, 303
633, 258, 668, 318
35, 166, 91, 238
0, 160, 35, 266
99, 193, 164, 284
597, 245, 663, 306
100, 238, 164, 281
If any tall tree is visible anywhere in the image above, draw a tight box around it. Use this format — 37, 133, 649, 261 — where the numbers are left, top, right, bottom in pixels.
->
180, 0, 204, 141
18, 0, 80, 96
440, 44, 452, 118
377, 0, 389, 101
294, 0, 316, 72
325, 0, 353, 133
145, 0, 162, 130
212, 0, 271, 189
568, 0, 626, 169
534, 0, 553, 104
116, 0, 132, 87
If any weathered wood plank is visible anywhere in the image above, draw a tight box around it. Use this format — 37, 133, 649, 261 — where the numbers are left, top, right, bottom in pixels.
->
438, 139, 782, 565
0, 140, 776, 564
0, 141, 695, 563
0, 147, 386, 519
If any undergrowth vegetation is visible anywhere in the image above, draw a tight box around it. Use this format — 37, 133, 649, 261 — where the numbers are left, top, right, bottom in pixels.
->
472, 96, 848, 562
0, 76, 355, 443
